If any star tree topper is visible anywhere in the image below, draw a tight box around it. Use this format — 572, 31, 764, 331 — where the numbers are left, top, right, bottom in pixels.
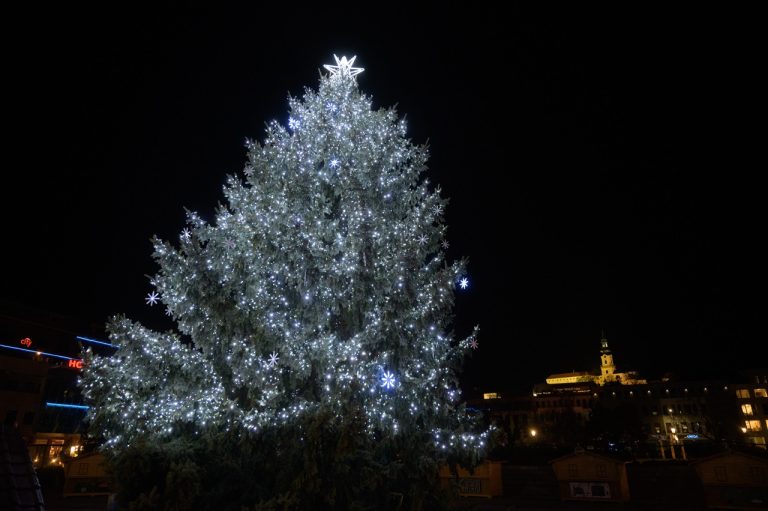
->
323, 54, 364, 80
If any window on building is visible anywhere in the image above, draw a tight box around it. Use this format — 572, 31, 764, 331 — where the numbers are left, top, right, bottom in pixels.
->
736, 389, 751, 399
714, 466, 728, 482
742, 404, 754, 416
681, 422, 689, 433
745, 420, 762, 432
654, 425, 661, 434
755, 388, 768, 398
596, 464, 607, 478
48, 445, 63, 462
77, 463, 89, 476
750, 437, 766, 447
568, 464, 578, 478
590, 484, 607, 497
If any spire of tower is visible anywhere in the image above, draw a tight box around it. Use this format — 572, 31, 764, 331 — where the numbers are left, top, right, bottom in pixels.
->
600, 330, 611, 354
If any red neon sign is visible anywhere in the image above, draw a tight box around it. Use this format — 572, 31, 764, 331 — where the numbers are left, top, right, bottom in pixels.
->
20, 337, 33, 348
68, 359, 84, 369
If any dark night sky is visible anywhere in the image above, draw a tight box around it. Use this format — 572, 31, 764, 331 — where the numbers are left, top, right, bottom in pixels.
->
3, 4, 763, 394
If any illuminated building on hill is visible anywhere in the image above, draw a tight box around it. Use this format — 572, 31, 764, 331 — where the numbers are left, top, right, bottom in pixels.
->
544, 336, 647, 387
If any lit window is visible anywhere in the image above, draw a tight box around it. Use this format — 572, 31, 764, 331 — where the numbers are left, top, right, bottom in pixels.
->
745, 420, 762, 432
736, 389, 751, 399
568, 464, 578, 478
750, 437, 766, 446
755, 388, 768, 398
742, 404, 754, 416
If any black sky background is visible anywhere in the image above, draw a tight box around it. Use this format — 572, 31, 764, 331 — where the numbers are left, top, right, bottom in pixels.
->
3, 4, 763, 396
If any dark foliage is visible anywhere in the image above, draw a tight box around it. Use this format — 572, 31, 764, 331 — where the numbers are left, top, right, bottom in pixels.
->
103, 412, 460, 510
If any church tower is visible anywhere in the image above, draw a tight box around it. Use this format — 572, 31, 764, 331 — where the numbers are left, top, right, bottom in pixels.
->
599, 333, 616, 383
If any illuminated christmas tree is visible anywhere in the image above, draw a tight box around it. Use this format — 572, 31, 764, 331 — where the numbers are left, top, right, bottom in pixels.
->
80, 55, 488, 508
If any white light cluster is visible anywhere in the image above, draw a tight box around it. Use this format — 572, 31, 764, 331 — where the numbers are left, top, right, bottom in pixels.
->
323, 54, 364, 80
81, 55, 487, 464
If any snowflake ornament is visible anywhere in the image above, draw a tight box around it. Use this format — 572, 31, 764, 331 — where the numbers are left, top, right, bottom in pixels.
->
441, 240, 450, 250
469, 338, 479, 350
459, 277, 469, 290
417, 234, 428, 245
145, 291, 159, 306
181, 228, 191, 241
381, 370, 396, 390
267, 352, 279, 368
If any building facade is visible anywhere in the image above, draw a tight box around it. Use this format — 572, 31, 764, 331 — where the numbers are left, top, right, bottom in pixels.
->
544, 336, 646, 387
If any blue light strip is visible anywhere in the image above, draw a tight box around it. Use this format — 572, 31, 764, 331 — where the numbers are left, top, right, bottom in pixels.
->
76, 335, 118, 348
0, 343, 76, 361
46, 402, 89, 410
